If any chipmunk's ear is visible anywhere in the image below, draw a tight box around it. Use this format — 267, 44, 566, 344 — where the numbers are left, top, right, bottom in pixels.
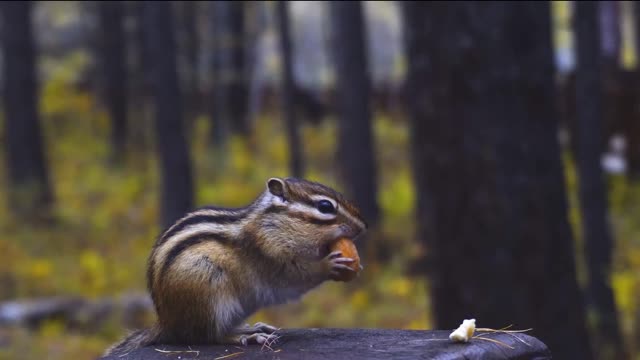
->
267, 178, 287, 199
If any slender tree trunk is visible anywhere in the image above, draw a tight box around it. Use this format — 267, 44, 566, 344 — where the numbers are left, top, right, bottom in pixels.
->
81, 1, 102, 111
207, 2, 227, 165
600, 1, 620, 71
1, 1, 53, 219
599, 1, 623, 143
277, 1, 304, 178
575, 3, 626, 359
128, 1, 153, 155
620, 71, 640, 180
403, 2, 593, 359
97, 1, 128, 164
628, 2, 640, 180
131, 0, 149, 100
175, 1, 200, 131
211, 1, 249, 141
142, 1, 194, 228
245, 2, 268, 136
329, 1, 379, 228
183, 1, 199, 88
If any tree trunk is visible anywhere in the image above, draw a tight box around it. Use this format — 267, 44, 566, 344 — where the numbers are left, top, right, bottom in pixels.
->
0, 1, 54, 219
277, 1, 304, 178
131, 1, 150, 100
127, 1, 153, 155
575, 3, 626, 359
97, 1, 128, 164
600, 1, 620, 71
208, 1, 224, 150
210, 0, 249, 142
175, 1, 200, 130
329, 1, 379, 229
142, 1, 194, 228
628, 2, 640, 180
402, 2, 593, 359
599, 1, 623, 145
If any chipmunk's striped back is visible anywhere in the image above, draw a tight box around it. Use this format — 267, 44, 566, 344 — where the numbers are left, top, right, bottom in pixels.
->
104, 177, 367, 356
147, 205, 251, 304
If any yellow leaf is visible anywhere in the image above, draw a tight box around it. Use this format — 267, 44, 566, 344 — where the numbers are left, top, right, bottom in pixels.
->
350, 290, 369, 309
611, 271, 637, 313
29, 259, 53, 280
390, 277, 412, 298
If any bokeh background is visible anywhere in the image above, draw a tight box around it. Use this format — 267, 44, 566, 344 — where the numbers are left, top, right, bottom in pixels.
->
0, 1, 638, 359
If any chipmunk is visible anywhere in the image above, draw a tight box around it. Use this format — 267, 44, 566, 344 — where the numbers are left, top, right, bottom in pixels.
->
104, 177, 367, 356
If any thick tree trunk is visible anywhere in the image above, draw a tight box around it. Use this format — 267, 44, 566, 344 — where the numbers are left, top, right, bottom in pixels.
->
97, 1, 128, 164
329, 1, 379, 228
575, 3, 626, 359
0, 1, 54, 218
403, 2, 593, 359
142, 1, 194, 228
277, 1, 304, 178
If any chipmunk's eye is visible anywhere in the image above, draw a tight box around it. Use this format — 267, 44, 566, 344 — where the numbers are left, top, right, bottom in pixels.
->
317, 200, 336, 214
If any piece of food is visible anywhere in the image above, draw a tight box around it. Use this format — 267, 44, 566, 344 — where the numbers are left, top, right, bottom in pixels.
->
329, 237, 361, 282
449, 319, 476, 343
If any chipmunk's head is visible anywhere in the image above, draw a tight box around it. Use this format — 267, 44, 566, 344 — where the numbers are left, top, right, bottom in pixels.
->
256, 177, 367, 260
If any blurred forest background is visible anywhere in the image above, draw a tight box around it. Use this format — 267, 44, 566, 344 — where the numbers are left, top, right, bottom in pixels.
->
0, 1, 640, 359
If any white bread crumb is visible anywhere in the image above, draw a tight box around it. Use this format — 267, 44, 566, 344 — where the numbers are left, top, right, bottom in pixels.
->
449, 319, 476, 343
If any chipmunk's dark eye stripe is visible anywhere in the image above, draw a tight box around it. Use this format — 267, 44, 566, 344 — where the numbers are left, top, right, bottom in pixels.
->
263, 205, 285, 215
299, 197, 317, 208
289, 211, 337, 225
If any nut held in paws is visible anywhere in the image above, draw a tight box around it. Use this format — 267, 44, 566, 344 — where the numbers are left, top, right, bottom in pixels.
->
329, 237, 361, 282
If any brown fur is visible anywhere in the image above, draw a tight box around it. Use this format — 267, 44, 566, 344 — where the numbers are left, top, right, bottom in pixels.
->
103, 325, 162, 357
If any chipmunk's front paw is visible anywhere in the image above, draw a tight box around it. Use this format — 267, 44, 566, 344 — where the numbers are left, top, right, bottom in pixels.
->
236, 322, 279, 335
225, 332, 279, 346
324, 250, 356, 281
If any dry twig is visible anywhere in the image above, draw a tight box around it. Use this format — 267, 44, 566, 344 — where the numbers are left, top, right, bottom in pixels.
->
214, 351, 244, 360
154, 348, 201, 356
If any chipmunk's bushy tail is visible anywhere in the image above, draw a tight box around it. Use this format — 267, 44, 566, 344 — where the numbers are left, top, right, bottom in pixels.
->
102, 324, 162, 357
